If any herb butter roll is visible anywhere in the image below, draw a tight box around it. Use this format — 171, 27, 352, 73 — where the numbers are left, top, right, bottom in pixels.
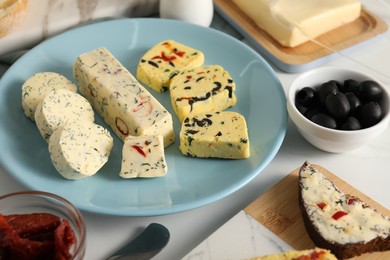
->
22, 72, 77, 121
34, 88, 94, 142
49, 121, 113, 180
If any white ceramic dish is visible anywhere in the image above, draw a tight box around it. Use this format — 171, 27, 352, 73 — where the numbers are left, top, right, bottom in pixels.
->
287, 66, 390, 153
0, 18, 287, 216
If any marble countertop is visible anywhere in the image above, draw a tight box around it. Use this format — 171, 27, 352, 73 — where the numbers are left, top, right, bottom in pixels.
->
0, 0, 158, 56
0, 1, 389, 260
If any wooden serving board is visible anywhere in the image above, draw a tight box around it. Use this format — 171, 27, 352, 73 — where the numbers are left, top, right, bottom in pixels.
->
214, 0, 388, 68
244, 164, 390, 259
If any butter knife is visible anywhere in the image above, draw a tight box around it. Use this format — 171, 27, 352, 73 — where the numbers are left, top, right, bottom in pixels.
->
106, 223, 170, 260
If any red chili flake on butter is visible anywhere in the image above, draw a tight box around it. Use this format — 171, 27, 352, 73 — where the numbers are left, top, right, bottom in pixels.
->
294, 249, 326, 260
152, 51, 176, 62
332, 211, 348, 220
131, 145, 146, 157
161, 41, 186, 57
310, 250, 326, 259
317, 202, 327, 210
115, 117, 129, 136
348, 197, 357, 205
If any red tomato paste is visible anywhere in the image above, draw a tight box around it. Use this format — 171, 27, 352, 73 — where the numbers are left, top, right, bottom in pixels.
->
0, 213, 75, 259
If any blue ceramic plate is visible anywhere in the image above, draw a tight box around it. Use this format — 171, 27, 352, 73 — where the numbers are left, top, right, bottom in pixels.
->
0, 18, 286, 216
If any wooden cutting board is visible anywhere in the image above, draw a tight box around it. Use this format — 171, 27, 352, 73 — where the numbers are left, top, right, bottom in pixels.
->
214, 0, 388, 66
244, 164, 390, 259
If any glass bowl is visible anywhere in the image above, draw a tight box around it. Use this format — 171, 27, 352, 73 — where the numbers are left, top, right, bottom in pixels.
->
0, 190, 86, 259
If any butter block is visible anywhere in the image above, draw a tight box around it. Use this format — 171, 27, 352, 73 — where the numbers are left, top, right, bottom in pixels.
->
34, 89, 94, 142
137, 39, 204, 92
170, 65, 237, 122
22, 72, 77, 121
73, 47, 175, 147
180, 111, 250, 159
120, 134, 167, 178
232, 0, 361, 47
49, 121, 113, 180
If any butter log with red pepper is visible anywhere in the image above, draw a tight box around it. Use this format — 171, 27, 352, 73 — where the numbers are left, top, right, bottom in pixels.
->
73, 47, 175, 147
298, 162, 390, 259
137, 40, 204, 93
170, 65, 237, 122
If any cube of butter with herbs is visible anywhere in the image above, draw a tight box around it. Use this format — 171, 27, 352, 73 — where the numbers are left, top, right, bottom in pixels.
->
137, 39, 204, 92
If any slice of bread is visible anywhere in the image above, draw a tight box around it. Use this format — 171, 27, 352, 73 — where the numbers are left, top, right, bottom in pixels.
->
251, 247, 337, 260
298, 162, 390, 259
0, 0, 28, 37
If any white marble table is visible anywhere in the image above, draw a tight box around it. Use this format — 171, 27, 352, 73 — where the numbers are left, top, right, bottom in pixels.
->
1, 1, 389, 260
0, 0, 158, 56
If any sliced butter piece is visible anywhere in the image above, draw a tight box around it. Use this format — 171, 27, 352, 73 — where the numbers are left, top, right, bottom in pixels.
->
49, 121, 113, 180
120, 134, 167, 178
22, 72, 77, 121
232, 0, 361, 47
73, 47, 175, 147
180, 111, 250, 159
34, 88, 94, 142
137, 39, 204, 92
170, 65, 237, 122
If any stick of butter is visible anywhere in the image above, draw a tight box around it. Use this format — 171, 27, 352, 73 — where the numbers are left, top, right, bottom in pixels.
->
232, 0, 361, 47
73, 47, 175, 147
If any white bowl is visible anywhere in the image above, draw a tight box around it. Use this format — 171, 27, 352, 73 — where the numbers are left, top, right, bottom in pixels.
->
287, 67, 390, 153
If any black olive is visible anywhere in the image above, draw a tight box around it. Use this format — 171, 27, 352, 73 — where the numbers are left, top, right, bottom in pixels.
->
358, 101, 382, 128
311, 113, 337, 129
358, 80, 384, 102
295, 102, 309, 115
305, 106, 324, 120
345, 92, 361, 113
319, 81, 338, 104
328, 80, 342, 89
340, 79, 359, 93
325, 92, 350, 119
296, 87, 318, 107
340, 117, 361, 130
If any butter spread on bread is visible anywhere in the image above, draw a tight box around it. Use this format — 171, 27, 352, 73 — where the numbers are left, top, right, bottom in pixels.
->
299, 162, 390, 259
250, 247, 337, 260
